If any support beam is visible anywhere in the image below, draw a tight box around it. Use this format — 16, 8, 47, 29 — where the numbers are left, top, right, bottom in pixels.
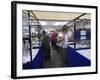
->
66, 13, 86, 26
28, 11, 33, 64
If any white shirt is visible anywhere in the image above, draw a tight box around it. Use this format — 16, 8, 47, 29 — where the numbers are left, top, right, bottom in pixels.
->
57, 32, 68, 48
56, 32, 64, 47
63, 33, 68, 48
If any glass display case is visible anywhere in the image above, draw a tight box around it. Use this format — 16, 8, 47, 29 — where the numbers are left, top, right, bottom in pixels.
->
23, 10, 42, 48
22, 10, 43, 64
67, 21, 74, 42
63, 13, 91, 50
30, 26, 42, 48
75, 18, 91, 49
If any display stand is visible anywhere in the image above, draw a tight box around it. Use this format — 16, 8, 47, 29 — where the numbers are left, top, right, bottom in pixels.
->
22, 10, 43, 69
63, 13, 91, 67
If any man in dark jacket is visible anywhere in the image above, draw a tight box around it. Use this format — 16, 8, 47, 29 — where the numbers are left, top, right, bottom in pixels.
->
42, 31, 51, 60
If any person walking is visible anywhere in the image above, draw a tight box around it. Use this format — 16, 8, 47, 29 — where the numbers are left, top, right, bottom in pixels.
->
51, 31, 57, 50
42, 31, 51, 61
56, 26, 69, 67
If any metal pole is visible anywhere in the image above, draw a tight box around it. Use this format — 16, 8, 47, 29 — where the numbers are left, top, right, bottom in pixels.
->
73, 20, 76, 49
28, 11, 33, 64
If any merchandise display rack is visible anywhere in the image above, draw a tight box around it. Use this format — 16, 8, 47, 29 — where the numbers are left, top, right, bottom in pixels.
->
64, 13, 91, 49
23, 10, 42, 64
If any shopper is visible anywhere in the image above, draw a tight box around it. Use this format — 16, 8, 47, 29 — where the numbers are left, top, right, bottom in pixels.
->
56, 26, 69, 67
51, 31, 57, 50
42, 31, 51, 61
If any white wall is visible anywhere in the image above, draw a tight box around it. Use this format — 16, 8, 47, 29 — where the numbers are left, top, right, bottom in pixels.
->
0, 0, 99, 80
